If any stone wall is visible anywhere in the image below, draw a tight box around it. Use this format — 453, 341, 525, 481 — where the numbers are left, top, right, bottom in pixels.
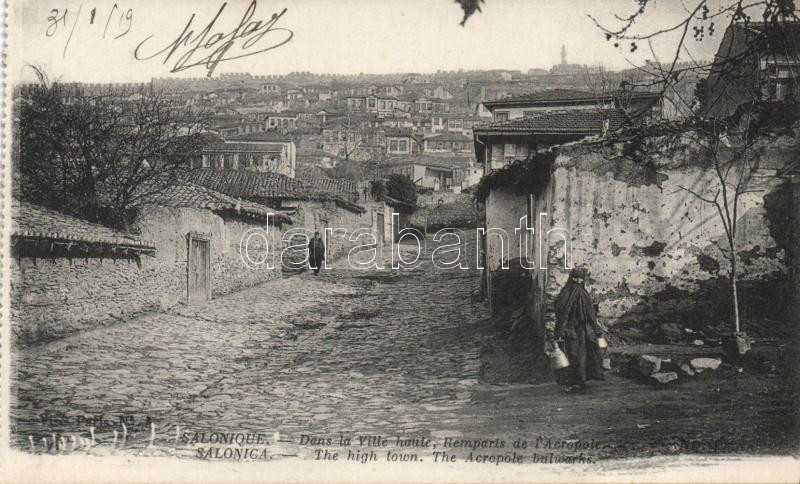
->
535, 136, 796, 327
282, 200, 395, 268
10, 206, 284, 345
135, 206, 284, 300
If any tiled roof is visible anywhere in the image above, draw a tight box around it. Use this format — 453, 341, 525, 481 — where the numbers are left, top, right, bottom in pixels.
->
385, 154, 474, 168
12, 199, 155, 249
183, 169, 312, 200
299, 178, 360, 201
228, 132, 293, 143
137, 183, 291, 224
425, 132, 473, 142
182, 169, 364, 212
473, 109, 627, 135
487, 89, 597, 104
484, 89, 660, 107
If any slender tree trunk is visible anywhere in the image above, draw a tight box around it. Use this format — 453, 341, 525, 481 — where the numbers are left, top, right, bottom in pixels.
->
730, 240, 741, 334
731, 269, 741, 334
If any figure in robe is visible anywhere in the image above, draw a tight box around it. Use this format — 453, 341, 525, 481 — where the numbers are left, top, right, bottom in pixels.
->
552, 267, 606, 393
308, 231, 326, 275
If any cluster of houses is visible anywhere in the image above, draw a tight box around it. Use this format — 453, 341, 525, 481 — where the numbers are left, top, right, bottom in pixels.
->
11, 24, 799, 347
196, 81, 490, 194
141, 46, 709, 196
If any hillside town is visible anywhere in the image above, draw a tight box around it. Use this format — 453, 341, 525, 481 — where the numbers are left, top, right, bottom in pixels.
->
15, 45, 693, 193
7, 8, 800, 471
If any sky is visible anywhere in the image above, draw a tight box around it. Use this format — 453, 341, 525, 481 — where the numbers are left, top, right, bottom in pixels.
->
9, 0, 727, 83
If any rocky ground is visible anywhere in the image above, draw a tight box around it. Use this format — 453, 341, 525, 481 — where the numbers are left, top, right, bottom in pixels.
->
10, 238, 800, 463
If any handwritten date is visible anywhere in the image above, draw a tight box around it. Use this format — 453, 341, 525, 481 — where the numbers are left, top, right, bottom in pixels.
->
47, 3, 133, 57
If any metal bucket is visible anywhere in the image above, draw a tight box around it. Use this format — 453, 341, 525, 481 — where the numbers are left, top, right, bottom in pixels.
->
549, 342, 571, 369
596, 336, 609, 349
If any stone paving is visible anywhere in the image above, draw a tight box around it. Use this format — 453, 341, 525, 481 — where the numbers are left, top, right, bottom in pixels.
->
14, 237, 798, 462
11, 240, 488, 459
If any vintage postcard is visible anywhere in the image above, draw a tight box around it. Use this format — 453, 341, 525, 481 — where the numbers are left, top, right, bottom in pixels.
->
1, 0, 799, 482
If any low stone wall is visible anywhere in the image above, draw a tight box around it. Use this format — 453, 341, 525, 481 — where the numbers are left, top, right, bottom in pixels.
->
10, 206, 284, 345
11, 255, 167, 345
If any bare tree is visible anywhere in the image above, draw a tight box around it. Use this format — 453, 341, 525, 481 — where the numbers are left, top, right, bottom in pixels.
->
16, 67, 209, 229
676, 107, 764, 337
329, 107, 372, 162
582, 63, 648, 111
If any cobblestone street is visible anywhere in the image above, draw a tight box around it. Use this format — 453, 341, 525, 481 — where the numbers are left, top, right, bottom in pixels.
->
12, 241, 491, 459
12, 239, 800, 462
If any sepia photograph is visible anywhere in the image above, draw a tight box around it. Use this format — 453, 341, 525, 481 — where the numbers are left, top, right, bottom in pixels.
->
1, 0, 799, 481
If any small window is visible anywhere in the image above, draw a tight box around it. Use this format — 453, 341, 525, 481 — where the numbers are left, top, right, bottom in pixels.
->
495, 112, 509, 122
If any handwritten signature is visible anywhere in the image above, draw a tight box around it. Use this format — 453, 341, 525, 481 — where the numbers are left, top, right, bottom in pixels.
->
134, 0, 293, 77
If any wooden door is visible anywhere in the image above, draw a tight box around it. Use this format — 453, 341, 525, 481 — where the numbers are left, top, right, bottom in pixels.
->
187, 235, 211, 304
